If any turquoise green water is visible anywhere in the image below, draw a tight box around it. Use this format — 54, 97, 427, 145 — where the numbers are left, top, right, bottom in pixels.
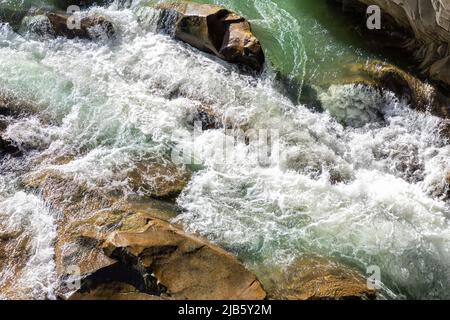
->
199, 0, 378, 91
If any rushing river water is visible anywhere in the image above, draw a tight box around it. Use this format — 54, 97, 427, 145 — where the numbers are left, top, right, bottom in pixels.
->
0, 0, 449, 299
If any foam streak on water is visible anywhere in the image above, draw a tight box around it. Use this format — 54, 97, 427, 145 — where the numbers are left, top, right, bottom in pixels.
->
0, 0, 448, 299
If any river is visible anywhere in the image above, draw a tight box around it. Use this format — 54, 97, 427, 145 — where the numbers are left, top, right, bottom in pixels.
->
0, 0, 449, 299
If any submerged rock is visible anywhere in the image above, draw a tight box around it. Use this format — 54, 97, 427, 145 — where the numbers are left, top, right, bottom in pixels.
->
43, 11, 114, 40
158, 2, 265, 71
270, 256, 376, 300
318, 83, 386, 127
125, 161, 191, 199
0, 90, 37, 117
0, 7, 28, 30
55, 204, 266, 300
346, 61, 450, 120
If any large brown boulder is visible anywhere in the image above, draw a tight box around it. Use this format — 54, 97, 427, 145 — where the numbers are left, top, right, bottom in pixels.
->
337, 0, 450, 90
0, 90, 37, 156
0, 215, 32, 299
44, 12, 115, 40
270, 256, 376, 300
21, 163, 187, 284
21, 160, 265, 300
101, 218, 267, 300
158, 2, 265, 71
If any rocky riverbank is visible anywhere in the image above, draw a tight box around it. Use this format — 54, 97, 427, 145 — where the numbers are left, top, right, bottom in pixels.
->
335, 0, 450, 91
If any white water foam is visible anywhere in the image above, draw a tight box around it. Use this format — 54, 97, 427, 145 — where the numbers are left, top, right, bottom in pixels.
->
0, 192, 57, 299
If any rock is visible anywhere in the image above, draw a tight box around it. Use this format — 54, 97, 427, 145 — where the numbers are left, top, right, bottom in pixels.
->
0, 120, 16, 156
191, 104, 222, 131
270, 256, 376, 300
0, 224, 32, 299
158, 2, 265, 71
336, 0, 450, 90
44, 12, 115, 40
52, 1, 111, 9
347, 61, 450, 120
101, 218, 266, 300
21, 168, 179, 284
0, 90, 38, 157
125, 161, 191, 199
68, 282, 168, 300
0, 90, 37, 117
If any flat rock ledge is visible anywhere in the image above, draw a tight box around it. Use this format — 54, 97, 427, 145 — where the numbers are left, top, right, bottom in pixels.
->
67, 217, 267, 300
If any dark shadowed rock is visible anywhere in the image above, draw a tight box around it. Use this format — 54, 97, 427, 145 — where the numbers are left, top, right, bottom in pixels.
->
22, 163, 264, 301
158, 2, 265, 71
0, 90, 38, 157
0, 136, 19, 157
0, 7, 28, 30
0, 90, 38, 117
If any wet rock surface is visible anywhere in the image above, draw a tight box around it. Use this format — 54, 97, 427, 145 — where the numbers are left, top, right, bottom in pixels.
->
20, 163, 266, 300
344, 61, 450, 122
0, 90, 37, 157
269, 256, 376, 300
157, 2, 265, 71
46, 11, 114, 40
69, 281, 168, 300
